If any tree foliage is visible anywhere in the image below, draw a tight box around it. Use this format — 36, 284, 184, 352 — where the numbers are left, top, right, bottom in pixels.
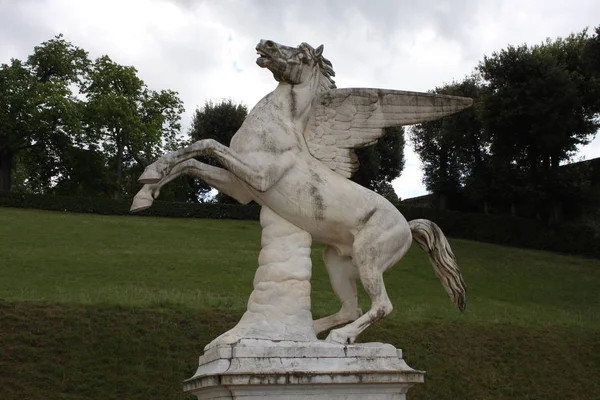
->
0, 35, 89, 192
352, 127, 405, 202
185, 99, 248, 203
83, 56, 184, 198
0, 35, 185, 199
411, 78, 486, 209
479, 31, 599, 220
413, 28, 600, 221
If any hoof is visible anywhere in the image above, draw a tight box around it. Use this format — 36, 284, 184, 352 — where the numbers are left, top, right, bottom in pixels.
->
204, 329, 244, 351
138, 165, 163, 184
130, 191, 154, 212
325, 328, 356, 345
138, 172, 161, 184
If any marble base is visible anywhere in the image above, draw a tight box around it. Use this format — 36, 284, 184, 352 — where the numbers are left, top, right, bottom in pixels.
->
184, 339, 424, 399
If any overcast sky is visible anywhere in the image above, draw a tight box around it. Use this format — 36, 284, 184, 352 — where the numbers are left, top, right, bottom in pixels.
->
1, 0, 599, 199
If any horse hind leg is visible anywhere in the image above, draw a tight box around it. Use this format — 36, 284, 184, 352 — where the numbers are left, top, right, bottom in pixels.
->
313, 246, 362, 335
326, 265, 391, 344
326, 218, 411, 344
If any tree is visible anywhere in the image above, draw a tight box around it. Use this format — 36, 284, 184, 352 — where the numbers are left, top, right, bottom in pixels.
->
82, 56, 184, 199
1, 36, 185, 198
50, 146, 111, 196
411, 77, 486, 210
479, 32, 599, 221
352, 127, 405, 202
0, 35, 89, 192
582, 26, 600, 113
186, 99, 248, 203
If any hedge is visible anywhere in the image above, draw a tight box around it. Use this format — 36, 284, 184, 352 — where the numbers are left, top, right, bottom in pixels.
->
1, 192, 598, 258
396, 205, 600, 259
0, 192, 260, 220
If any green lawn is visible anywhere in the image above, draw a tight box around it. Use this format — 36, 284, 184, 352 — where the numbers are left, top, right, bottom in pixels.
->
1, 207, 599, 399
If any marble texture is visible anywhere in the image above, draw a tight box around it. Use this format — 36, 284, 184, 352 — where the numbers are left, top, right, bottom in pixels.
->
184, 339, 424, 399
131, 39, 469, 346
204, 206, 316, 350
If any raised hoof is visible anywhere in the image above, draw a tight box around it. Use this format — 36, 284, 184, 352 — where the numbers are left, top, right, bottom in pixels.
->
130, 192, 154, 212
138, 173, 161, 185
325, 328, 356, 345
138, 166, 163, 184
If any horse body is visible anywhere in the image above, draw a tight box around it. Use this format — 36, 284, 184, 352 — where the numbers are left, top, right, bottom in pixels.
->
227, 59, 410, 261
253, 154, 407, 256
132, 39, 467, 344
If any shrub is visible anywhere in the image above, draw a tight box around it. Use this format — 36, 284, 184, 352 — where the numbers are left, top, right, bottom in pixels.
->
397, 205, 600, 258
0, 192, 260, 220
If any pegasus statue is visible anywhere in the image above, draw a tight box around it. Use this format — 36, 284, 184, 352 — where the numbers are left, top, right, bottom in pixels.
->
131, 39, 468, 346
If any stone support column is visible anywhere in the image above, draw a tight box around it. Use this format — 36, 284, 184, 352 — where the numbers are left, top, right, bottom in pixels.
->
205, 206, 316, 350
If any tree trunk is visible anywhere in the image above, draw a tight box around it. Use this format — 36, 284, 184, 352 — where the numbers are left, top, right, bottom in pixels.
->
510, 201, 517, 217
483, 200, 490, 215
549, 198, 563, 224
112, 137, 124, 200
0, 148, 14, 192
548, 156, 562, 224
438, 193, 448, 210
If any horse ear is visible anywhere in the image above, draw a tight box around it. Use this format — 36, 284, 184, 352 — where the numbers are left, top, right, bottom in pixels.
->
315, 45, 324, 57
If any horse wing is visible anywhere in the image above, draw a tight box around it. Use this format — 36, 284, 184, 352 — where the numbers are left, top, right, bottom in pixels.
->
304, 88, 473, 178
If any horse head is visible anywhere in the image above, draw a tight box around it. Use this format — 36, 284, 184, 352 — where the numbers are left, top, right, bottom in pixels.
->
256, 40, 336, 92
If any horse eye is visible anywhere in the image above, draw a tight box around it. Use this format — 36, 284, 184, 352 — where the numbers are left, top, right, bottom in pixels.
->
298, 54, 309, 64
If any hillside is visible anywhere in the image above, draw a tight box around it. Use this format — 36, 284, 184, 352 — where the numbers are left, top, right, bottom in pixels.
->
0, 208, 599, 399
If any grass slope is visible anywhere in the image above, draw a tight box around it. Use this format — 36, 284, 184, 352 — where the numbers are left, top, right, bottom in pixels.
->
0, 207, 599, 399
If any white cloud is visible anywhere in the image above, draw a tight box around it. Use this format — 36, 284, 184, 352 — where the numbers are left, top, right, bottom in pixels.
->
1, 0, 599, 199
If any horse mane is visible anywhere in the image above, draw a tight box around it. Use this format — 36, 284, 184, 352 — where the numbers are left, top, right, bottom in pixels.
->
299, 43, 337, 93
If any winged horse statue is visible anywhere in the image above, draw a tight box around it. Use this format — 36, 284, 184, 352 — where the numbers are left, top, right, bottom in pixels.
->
131, 39, 469, 346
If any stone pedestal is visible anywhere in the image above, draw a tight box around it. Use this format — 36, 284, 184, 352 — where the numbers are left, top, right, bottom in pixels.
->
184, 339, 424, 399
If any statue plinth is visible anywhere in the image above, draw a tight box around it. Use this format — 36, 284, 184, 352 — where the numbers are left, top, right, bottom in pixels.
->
184, 339, 424, 399
185, 206, 424, 398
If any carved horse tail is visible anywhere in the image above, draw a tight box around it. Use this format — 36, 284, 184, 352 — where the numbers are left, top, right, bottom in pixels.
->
409, 219, 467, 312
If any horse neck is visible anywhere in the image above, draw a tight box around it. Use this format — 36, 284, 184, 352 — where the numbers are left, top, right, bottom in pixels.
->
274, 73, 320, 126
235, 72, 322, 153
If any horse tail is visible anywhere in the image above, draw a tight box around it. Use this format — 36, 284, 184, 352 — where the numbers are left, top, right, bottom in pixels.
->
408, 219, 466, 312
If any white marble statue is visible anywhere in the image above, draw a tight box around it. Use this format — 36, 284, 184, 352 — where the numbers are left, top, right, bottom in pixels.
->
131, 39, 469, 347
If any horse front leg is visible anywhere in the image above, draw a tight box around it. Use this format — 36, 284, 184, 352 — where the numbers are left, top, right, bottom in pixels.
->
138, 139, 290, 193
131, 159, 253, 212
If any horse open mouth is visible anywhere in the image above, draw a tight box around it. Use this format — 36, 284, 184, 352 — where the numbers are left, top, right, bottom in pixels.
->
256, 50, 271, 67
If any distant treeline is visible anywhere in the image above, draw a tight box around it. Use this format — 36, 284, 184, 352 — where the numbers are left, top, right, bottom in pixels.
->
2, 27, 600, 229
410, 27, 600, 225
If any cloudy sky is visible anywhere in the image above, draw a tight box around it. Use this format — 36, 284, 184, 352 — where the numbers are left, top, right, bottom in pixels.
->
1, 0, 599, 199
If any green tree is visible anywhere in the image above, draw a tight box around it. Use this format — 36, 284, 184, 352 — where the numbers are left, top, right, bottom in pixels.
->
479, 32, 599, 221
187, 99, 248, 203
0, 35, 89, 192
582, 26, 600, 112
51, 146, 111, 196
82, 56, 184, 199
412, 77, 486, 210
352, 127, 405, 202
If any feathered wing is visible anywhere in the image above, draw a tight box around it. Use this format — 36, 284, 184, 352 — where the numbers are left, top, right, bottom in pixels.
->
304, 88, 473, 178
